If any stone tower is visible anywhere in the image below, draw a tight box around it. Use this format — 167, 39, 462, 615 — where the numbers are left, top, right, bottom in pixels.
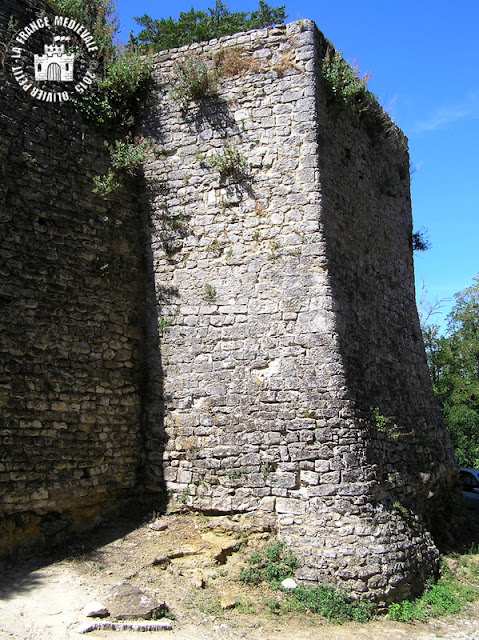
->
0, 0, 460, 605
141, 21, 459, 603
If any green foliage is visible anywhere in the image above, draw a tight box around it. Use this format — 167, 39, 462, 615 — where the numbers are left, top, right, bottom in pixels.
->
202, 283, 217, 302
239, 541, 370, 623
412, 228, 431, 251
46, 0, 153, 138
248, 550, 263, 565
227, 467, 246, 479
321, 47, 397, 141
157, 316, 173, 335
92, 170, 120, 196
151, 604, 176, 620
322, 47, 373, 112
289, 584, 372, 623
239, 540, 298, 588
423, 275, 479, 467
169, 53, 218, 106
134, 0, 286, 52
157, 306, 179, 335
0, 17, 18, 70
93, 136, 150, 196
209, 145, 247, 178
387, 568, 477, 622
110, 136, 151, 173
21, 151, 37, 166
177, 487, 190, 504
72, 49, 153, 138
371, 407, 399, 438
238, 565, 262, 585
234, 599, 256, 614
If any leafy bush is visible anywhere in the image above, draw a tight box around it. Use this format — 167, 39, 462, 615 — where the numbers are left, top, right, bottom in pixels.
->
110, 135, 151, 173
201, 283, 217, 303
72, 49, 153, 138
239, 540, 298, 588
0, 17, 18, 70
371, 407, 399, 438
209, 145, 247, 178
290, 584, 372, 623
387, 568, 477, 622
412, 228, 431, 251
134, 0, 286, 52
47, 0, 117, 59
321, 47, 398, 141
239, 540, 371, 623
46, 0, 153, 138
322, 47, 373, 111
423, 275, 479, 467
93, 136, 150, 196
169, 53, 218, 106
92, 170, 120, 196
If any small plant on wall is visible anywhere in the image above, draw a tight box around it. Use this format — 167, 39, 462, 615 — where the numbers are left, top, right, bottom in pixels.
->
93, 135, 151, 197
201, 283, 217, 302
321, 46, 397, 141
209, 145, 247, 179
0, 17, 18, 70
371, 407, 400, 438
169, 52, 219, 107
322, 47, 373, 110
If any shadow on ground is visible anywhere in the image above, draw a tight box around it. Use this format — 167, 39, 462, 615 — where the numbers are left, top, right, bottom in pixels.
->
0, 504, 155, 601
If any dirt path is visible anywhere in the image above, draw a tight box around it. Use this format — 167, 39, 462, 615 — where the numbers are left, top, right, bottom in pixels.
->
1, 513, 479, 640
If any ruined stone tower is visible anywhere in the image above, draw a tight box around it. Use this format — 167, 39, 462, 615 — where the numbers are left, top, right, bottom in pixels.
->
0, 0, 459, 604
141, 21, 459, 602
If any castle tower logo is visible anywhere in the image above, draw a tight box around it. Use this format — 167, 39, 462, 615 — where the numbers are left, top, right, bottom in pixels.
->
8, 16, 98, 104
34, 36, 74, 82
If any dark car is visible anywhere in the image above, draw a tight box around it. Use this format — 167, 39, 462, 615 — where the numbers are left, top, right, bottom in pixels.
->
460, 468, 479, 509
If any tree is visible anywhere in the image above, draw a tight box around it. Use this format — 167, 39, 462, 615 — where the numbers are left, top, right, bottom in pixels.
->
424, 276, 479, 467
134, 0, 286, 52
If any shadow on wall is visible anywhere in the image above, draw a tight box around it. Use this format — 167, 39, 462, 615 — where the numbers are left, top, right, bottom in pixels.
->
138, 118, 174, 502
138, 88, 257, 499
314, 35, 462, 545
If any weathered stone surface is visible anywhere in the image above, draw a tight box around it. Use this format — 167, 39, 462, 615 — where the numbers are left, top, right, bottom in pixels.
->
140, 19, 460, 604
281, 578, 297, 590
103, 583, 161, 621
220, 593, 239, 610
0, 0, 146, 557
77, 620, 173, 633
148, 519, 169, 532
83, 602, 109, 618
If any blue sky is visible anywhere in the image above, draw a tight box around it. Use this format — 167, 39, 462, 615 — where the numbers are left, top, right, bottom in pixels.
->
115, 0, 479, 332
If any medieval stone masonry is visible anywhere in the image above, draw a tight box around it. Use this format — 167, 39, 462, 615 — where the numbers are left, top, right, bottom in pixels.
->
0, 0, 460, 604
0, 0, 146, 556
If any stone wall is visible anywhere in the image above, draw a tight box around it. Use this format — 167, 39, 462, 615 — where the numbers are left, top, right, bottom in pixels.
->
0, 0, 147, 556
141, 21, 459, 603
0, 0, 461, 603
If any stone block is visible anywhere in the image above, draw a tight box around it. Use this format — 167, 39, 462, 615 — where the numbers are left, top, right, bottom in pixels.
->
275, 498, 305, 515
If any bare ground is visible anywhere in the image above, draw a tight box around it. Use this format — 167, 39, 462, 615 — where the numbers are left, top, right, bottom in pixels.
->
1, 510, 479, 640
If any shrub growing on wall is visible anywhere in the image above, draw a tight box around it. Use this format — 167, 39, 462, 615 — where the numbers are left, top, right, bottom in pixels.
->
47, 0, 153, 138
